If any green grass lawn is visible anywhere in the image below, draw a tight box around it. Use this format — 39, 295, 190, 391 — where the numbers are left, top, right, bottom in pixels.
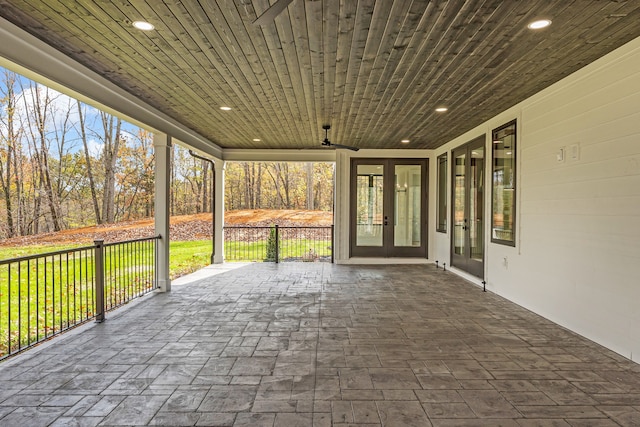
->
0, 240, 213, 280
169, 240, 213, 278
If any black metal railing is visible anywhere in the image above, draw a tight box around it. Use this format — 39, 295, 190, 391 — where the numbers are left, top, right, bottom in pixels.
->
0, 235, 160, 360
224, 225, 333, 263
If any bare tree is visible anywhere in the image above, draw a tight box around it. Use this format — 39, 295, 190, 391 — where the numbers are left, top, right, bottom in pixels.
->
77, 100, 101, 223
243, 162, 263, 209
306, 162, 314, 210
21, 81, 63, 232
0, 71, 20, 236
98, 112, 122, 223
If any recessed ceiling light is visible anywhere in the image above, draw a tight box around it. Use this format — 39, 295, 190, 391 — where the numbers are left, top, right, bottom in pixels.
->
401, 139, 410, 144
220, 106, 232, 111
132, 21, 154, 31
435, 107, 448, 113
253, 138, 261, 142
527, 19, 552, 30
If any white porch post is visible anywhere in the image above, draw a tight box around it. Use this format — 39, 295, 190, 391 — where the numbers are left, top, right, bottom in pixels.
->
213, 158, 225, 264
154, 133, 172, 292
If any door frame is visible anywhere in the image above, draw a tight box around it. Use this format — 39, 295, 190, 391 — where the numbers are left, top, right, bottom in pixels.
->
350, 158, 428, 258
450, 136, 485, 278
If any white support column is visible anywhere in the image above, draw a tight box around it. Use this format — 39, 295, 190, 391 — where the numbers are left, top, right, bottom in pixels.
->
213, 158, 225, 264
154, 133, 172, 292
333, 151, 350, 262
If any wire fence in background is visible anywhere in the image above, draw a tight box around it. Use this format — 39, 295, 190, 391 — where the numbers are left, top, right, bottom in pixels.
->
224, 226, 333, 263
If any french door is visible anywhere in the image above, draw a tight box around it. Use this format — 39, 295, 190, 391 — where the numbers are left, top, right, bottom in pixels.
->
451, 137, 485, 278
350, 159, 427, 257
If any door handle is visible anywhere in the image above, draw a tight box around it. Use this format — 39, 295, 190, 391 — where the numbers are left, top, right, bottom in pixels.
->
384, 216, 388, 226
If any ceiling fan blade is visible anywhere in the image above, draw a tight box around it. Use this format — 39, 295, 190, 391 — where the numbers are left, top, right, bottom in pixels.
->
253, 0, 295, 26
329, 143, 360, 152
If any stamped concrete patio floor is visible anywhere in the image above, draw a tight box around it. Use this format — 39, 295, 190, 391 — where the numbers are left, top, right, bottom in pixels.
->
1, 263, 639, 426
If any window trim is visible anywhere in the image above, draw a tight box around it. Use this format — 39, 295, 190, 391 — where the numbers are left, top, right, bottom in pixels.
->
490, 119, 517, 247
436, 152, 448, 233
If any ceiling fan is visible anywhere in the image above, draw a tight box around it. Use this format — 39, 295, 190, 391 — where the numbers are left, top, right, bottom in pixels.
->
321, 125, 359, 151
253, 0, 295, 26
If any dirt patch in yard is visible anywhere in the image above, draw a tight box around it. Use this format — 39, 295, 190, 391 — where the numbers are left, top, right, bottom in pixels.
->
0, 209, 333, 247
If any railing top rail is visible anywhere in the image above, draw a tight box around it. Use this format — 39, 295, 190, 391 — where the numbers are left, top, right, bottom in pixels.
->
103, 234, 161, 248
0, 235, 160, 265
224, 225, 332, 229
0, 244, 97, 265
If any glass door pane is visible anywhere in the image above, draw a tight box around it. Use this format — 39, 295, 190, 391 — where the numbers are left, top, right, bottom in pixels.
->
450, 136, 485, 278
469, 147, 484, 262
393, 164, 422, 247
452, 152, 466, 257
355, 164, 384, 247
351, 158, 427, 258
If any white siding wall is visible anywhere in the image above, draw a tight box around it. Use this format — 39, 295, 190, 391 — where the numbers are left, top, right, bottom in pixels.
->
434, 36, 640, 361
333, 36, 640, 361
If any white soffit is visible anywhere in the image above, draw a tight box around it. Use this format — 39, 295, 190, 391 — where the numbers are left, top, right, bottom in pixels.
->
0, 16, 223, 159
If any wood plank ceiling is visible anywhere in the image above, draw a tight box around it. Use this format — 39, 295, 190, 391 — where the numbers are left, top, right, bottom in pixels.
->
1, 0, 639, 150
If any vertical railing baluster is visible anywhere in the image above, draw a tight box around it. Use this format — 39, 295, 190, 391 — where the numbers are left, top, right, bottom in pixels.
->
80, 249, 85, 320
72, 251, 77, 326
143, 240, 147, 292
17, 261, 22, 351
94, 240, 105, 323
27, 259, 31, 347
139, 241, 142, 293
1, 263, 4, 356
36, 258, 40, 342
65, 252, 69, 330
130, 241, 134, 298
52, 255, 56, 335
148, 239, 152, 291
116, 243, 120, 305
120, 242, 124, 303
111, 244, 115, 306
59, 253, 63, 333
127, 241, 131, 301
112, 244, 116, 307
155, 236, 159, 289
8, 264, 12, 352
331, 225, 335, 263
88, 248, 92, 318
44, 256, 48, 338
275, 225, 280, 263
0, 263, 3, 356
83, 250, 86, 320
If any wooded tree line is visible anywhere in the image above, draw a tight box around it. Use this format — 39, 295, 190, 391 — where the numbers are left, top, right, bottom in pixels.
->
0, 69, 334, 240
0, 70, 157, 239
224, 162, 334, 212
